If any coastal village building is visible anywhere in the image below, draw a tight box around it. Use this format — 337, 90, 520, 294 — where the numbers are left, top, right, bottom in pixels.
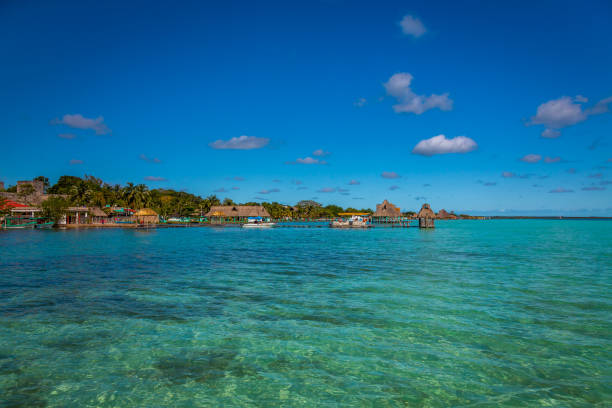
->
135, 208, 159, 224
206, 205, 271, 223
417, 203, 436, 228
437, 209, 458, 220
372, 199, 401, 223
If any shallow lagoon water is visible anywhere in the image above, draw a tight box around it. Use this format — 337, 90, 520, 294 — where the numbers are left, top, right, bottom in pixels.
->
0, 220, 611, 406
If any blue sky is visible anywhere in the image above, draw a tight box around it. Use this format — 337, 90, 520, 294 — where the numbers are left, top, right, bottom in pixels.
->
1, 0, 611, 215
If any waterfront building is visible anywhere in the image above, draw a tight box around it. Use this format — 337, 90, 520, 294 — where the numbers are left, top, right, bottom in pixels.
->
206, 206, 271, 223
437, 209, 458, 220
417, 203, 436, 228
135, 208, 159, 224
372, 200, 401, 223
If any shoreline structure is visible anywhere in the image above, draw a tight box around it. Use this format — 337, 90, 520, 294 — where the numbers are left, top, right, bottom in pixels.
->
2, 179, 611, 230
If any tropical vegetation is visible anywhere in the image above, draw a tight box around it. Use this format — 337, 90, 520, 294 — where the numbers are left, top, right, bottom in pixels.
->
21, 174, 374, 219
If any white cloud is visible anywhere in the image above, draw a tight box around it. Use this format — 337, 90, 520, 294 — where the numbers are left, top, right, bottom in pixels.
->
582, 186, 605, 191
389, 185, 400, 190
520, 154, 542, 163
412, 134, 477, 156
530, 95, 612, 137
549, 187, 573, 193
144, 176, 167, 181
69, 159, 83, 165
381, 171, 400, 179
399, 15, 426, 38
214, 188, 228, 193
317, 187, 336, 193
209, 135, 269, 150
58, 133, 76, 139
297, 157, 320, 164
312, 149, 330, 157
53, 114, 111, 135
348, 180, 360, 185
502, 172, 515, 178
258, 188, 280, 194
541, 128, 560, 138
286, 156, 327, 165
530, 96, 587, 129
544, 156, 561, 163
383, 73, 453, 114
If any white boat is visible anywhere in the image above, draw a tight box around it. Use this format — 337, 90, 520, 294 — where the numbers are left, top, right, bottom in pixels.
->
242, 217, 275, 228
330, 214, 370, 228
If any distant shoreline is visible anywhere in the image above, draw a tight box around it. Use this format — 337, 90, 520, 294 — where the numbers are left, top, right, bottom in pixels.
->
487, 216, 612, 220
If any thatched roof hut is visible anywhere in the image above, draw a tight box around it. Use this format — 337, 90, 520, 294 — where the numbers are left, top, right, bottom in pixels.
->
205, 206, 270, 218
135, 208, 159, 224
417, 203, 436, 218
373, 200, 401, 217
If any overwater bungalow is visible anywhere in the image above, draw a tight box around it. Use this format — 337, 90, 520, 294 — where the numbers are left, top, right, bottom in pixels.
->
205, 205, 271, 224
417, 203, 436, 228
371, 200, 402, 224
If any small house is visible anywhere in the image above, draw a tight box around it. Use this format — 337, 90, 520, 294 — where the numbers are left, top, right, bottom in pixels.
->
135, 208, 159, 224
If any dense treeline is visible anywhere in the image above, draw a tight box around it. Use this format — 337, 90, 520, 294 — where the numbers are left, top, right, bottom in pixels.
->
8, 175, 373, 219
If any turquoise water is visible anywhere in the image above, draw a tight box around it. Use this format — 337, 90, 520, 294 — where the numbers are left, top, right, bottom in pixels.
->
0, 221, 611, 407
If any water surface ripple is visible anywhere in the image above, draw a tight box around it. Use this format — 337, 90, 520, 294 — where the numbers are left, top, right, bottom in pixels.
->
0, 220, 610, 406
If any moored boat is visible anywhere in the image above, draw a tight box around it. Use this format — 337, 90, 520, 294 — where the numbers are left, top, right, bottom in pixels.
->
330, 213, 370, 228
242, 217, 275, 228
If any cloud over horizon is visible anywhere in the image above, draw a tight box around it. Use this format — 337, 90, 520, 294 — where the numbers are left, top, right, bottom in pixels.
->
384, 73, 453, 114
312, 149, 330, 157
144, 176, 167, 181
69, 159, 83, 165
520, 154, 542, 163
381, 171, 400, 179
209, 135, 269, 150
286, 156, 327, 165
412, 134, 477, 156
52, 114, 111, 135
258, 188, 280, 194
549, 187, 574, 193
